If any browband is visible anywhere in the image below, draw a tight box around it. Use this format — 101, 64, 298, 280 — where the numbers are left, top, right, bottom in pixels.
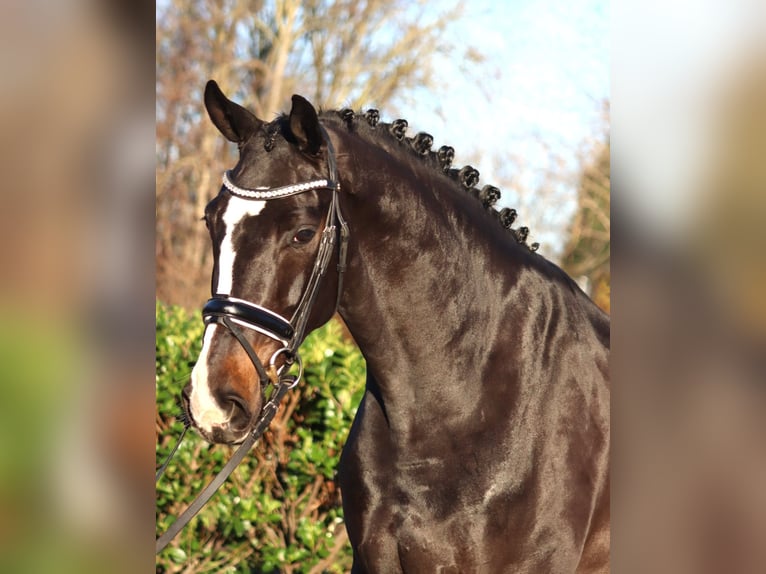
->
222, 171, 333, 200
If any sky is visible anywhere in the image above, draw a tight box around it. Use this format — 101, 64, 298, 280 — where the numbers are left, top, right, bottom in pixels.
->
390, 0, 610, 257
407, 0, 766, 256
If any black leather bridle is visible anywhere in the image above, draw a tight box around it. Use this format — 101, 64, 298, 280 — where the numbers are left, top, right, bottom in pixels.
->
203, 125, 349, 389
156, 125, 348, 554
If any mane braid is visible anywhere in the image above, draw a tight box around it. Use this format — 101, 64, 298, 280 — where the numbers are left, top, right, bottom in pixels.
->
339, 108, 355, 129
321, 108, 538, 251
264, 123, 279, 151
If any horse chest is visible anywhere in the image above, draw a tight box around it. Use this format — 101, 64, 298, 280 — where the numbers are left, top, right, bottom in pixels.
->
338, 389, 596, 573
339, 400, 512, 572
345, 472, 492, 573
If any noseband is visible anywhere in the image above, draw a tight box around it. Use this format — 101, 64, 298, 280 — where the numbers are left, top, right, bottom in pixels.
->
156, 125, 349, 553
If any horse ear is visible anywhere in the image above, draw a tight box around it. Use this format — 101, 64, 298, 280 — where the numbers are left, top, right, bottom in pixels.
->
289, 95, 322, 154
204, 80, 262, 144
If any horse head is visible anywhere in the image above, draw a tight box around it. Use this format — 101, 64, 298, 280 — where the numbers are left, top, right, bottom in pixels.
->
183, 81, 344, 444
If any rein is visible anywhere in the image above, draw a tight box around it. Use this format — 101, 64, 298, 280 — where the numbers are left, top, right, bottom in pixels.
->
156, 125, 348, 554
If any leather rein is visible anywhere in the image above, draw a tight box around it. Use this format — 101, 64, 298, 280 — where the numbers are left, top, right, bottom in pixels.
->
156, 125, 348, 554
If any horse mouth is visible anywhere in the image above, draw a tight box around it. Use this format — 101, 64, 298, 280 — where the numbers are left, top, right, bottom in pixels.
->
180, 384, 252, 445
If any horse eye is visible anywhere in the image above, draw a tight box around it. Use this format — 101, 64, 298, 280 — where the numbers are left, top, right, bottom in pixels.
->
293, 227, 316, 244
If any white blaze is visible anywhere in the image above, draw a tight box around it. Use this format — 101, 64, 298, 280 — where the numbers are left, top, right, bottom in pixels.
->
189, 325, 229, 429
216, 196, 267, 294
189, 195, 266, 432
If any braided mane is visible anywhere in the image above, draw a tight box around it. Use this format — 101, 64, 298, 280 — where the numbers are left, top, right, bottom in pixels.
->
275, 106, 539, 251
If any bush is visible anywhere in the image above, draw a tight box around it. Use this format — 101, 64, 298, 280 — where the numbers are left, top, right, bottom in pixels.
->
156, 301, 365, 573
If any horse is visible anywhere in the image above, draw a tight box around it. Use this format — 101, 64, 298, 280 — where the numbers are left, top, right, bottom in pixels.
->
182, 80, 610, 573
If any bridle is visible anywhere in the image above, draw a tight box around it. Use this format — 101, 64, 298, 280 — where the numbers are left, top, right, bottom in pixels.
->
203, 125, 348, 397
156, 124, 348, 553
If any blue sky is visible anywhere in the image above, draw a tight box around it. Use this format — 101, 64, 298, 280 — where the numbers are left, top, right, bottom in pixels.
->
392, 0, 609, 255
413, 0, 608, 150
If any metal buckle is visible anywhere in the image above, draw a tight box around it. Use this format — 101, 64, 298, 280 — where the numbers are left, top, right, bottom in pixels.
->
269, 348, 303, 389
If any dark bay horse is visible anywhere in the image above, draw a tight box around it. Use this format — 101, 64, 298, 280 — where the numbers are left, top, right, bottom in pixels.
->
184, 80, 610, 573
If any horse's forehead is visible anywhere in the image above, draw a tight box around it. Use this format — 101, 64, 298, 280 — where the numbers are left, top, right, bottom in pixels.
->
221, 194, 267, 228
216, 194, 267, 295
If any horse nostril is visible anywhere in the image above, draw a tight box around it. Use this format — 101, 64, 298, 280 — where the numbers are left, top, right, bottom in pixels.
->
223, 393, 252, 431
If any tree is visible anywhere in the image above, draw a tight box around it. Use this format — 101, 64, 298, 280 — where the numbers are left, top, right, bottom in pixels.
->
561, 103, 610, 313
156, 0, 468, 308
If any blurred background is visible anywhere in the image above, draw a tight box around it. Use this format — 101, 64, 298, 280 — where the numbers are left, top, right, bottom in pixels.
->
0, 0, 763, 572
1, 1, 155, 573
612, 1, 766, 571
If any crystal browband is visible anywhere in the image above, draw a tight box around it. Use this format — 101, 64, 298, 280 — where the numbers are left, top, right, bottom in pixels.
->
222, 170, 334, 200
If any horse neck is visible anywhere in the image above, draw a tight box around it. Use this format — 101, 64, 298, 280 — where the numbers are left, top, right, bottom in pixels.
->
333, 129, 520, 434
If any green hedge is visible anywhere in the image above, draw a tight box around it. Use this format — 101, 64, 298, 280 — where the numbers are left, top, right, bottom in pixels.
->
156, 301, 365, 573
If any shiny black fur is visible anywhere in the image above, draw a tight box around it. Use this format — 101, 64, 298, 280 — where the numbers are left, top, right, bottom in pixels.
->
200, 81, 610, 573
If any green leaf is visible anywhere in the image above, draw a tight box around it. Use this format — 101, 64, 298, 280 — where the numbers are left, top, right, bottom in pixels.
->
167, 547, 187, 563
